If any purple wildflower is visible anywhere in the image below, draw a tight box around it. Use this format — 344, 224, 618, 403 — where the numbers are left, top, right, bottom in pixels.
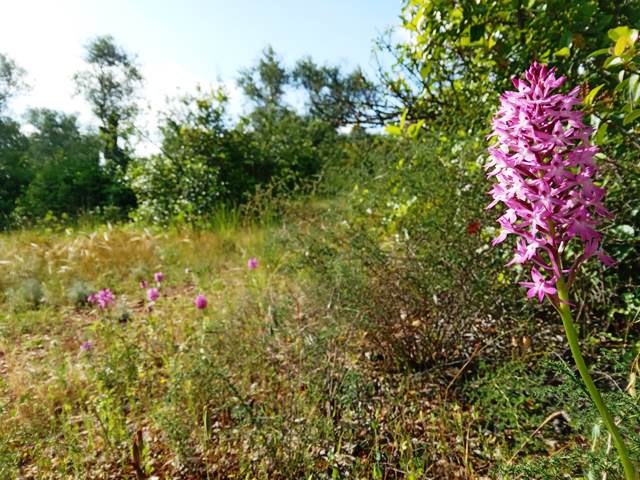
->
247, 257, 258, 270
88, 288, 114, 309
154, 272, 164, 283
139, 279, 148, 289
486, 62, 613, 301
147, 287, 160, 302
80, 340, 93, 352
194, 294, 207, 309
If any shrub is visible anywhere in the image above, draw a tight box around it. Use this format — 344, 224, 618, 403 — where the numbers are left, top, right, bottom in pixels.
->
0, 118, 30, 228
65, 280, 94, 306
130, 88, 340, 225
17, 109, 111, 222
10, 278, 44, 309
289, 135, 536, 371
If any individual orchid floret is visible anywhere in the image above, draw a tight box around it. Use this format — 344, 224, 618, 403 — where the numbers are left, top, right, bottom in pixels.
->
519, 268, 557, 302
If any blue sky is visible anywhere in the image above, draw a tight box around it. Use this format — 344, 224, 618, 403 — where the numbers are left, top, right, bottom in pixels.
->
1, 0, 402, 139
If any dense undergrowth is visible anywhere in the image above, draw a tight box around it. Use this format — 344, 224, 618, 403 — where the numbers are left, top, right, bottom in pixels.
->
0, 131, 638, 479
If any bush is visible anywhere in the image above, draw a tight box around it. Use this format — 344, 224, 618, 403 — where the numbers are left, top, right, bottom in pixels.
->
129, 89, 341, 225
0, 118, 30, 228
129, 153, 225, 225
288, 135, 538, 371
66, 280, 94, 306
10, 278, 44, 309
15, 110, 113, 223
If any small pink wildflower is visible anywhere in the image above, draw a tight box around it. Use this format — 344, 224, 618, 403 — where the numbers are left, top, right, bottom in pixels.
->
147, 287, 160, 302
80, 340, 93, 352
194, 294, 207, 309
88, 289, 114, 309
139, 279, 148, 289
154, 272, 164, 283
247, 257, 258, 270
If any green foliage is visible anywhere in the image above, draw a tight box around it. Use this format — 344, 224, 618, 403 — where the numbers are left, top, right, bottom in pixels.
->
292, 56, 387, 127
16, 109, 109, 221
236, 48, 345, 199
0, 43, 379, 228
585, 26, 640, 159
0, 118, 30, 228
238, 46, 289, 108
376, 2, 640, 374
239, 107, 339, 194
384, 109, 424, 138
129, 89, 229, 225
0, 54, 29, 229
0, 53, 25, 113
384, 0, 640, 130
9, 278, 44, 310
470, 350, 640, 479
65, 280, 94, 306
74, 35, 142, 210
129, 153, 223, 225
291, 135, 534, 370
568, 27, 640, 339
130, 81, 341, 225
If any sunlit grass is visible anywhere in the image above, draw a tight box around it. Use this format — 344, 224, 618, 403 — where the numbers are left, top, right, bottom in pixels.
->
1, 220, 454, 478
1, 219, 633, 478
0, 222, 286, 476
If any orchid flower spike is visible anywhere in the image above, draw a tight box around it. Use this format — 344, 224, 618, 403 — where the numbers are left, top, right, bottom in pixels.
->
486, 62, 613, 302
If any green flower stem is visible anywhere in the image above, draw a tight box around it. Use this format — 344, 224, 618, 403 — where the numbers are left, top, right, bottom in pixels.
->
555, 277, 637, 480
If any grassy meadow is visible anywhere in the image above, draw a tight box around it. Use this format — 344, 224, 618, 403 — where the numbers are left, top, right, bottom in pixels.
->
1, 192, 638, 479
0, 220, 448, 479
0, 219, 501, 479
